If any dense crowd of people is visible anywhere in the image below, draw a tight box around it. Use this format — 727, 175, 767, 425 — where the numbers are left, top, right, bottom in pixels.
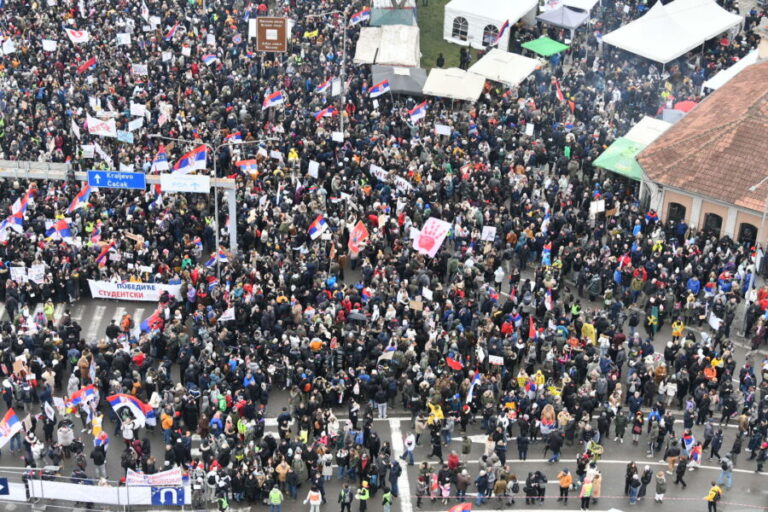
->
0, 0, 765, 509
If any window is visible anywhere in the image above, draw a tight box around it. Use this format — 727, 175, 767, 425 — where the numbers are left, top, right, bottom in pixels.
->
738, 222, 758, 246
482, 24, 499, 46
666, 202, 686, 224
702, 212, 723, 237
452, 17, 469, 41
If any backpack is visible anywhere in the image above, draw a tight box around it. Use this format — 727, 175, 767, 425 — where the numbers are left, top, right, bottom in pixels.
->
512, 482, 520, 493
713, 489, 722, 502
720, 460, 729, 471
354, 431, 364, 445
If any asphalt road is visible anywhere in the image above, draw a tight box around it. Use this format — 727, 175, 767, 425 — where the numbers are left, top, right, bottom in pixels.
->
0, 293, 764, 512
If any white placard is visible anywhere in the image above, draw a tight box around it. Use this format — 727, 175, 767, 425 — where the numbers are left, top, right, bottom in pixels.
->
269, 150, 283, 160
481, 226, 497, 242
372, 99, 379, 109
161, 51, 172, 62
206, 34, 215, 46
331, 131, 343, 142
131, 63, 148, 75
10, 266, 26, 283
130, 103, 147, 117
434, 124, 451, 136
81, 144, 95, 159
181, 46, 191, 56
489, 355, 504, 365
525, 123, 535, 136
42, 39, 58, 52
422, 288, 433, 301
159, 174, 211, 193
308, 160, 320, 178
409, 227, 420, 240
116, 33, 131, 46
127, 118, 144, 132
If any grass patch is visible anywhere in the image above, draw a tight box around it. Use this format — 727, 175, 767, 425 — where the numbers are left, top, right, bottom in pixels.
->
416, 0, 480, 69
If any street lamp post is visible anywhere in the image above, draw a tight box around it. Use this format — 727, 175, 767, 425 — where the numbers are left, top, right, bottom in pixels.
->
149, 134, 272, 278
305, 10, 348, 134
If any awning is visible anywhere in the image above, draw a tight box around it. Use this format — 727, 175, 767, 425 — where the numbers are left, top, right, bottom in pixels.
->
422, 67, 485, 101
521, 36, 570, 57
353, 25, 421, 67
468, 49, 540, 86
536, 6, 590, 31
592, 137, 646, 180
371, 8, 417, 26
371, 65, 427, 95
702, 50, 758, 91
624, 116, 673, 145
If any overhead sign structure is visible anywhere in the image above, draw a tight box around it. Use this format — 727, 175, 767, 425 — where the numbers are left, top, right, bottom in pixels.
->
252, 17, 288, 52
159, 174, 211, 193
87, 170, 146, 190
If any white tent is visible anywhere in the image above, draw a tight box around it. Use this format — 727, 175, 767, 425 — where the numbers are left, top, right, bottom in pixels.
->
353, 25, 421, 67
624, 116, 673, 145
444, 0, 538, 50
423, 67, 486, 101
468, 48, 539, 86
702, 50, 758, 91
563, 0, 599, 11
602, 0, 742, 64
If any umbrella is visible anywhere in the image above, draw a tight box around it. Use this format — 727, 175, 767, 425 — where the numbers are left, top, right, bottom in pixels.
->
674, 100, 698, 113
348, 312, 368, 322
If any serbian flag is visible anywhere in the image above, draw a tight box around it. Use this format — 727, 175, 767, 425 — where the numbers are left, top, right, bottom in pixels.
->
173, 145, 208, 174
45, 219, 74, 240
11, 189, 33, 215
493, 20, 510, 46
0, 409, 22, 449
235, 159, 258, 174
682, 432, 696, 453
140, 309, 164, 334
67, 184, 92, 214
446, 356, 463, 371
313, 106, 338, 121
150, 144, 170, 172
76, 56, 97, 74
263, 90, 285, 109
408, 100, 427, 124
201, 54, 219, 66
94, 431, 110, 449
308, 215, 329, 240
95, 240, 116, 267
690, 443, 702, 463
216, 248, 228, 263
68, 384, 98, 407
448, 502, 472, 512
555, 80, 565, 102
541, 242, 552, 266
90, 220, 103, 243
205, 252, 218, 267
349, 7, 371, 25
315, 78, 332, 94
107, 394, 157, 428
368, 80, 390, 98
164, 22, 180, 41
466, 373, 481, 403
224, 131, 242, 143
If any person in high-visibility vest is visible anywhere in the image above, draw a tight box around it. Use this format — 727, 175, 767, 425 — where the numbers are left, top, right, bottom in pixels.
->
356, 481, 370, 512
303, 486, 323, 512
269, 485, 284, 512
580, 476, 593, 511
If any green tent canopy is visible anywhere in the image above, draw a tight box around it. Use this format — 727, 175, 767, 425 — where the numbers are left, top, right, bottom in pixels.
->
521, 37, 570, 57
592, 137, 647, 181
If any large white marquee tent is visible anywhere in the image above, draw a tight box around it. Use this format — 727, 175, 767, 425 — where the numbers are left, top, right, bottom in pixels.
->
602, 0, 742, 64
443, 0, 538, 50
468, 48, 540, 86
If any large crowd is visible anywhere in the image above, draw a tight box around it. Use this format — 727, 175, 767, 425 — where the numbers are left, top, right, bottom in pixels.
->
0, 0, 765, 509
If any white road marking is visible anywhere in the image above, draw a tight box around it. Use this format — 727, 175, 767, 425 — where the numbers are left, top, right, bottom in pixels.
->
84, 305, 106, 342
390, 418, 414, 512
71, 304, 86, 322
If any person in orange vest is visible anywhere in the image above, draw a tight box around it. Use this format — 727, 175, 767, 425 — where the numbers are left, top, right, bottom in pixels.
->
303, 486, 323, 512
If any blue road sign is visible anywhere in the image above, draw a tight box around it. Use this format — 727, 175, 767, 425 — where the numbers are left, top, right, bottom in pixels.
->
87, 170, 146, 190
151, 486, 184, 506
0, 477, 9, 495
